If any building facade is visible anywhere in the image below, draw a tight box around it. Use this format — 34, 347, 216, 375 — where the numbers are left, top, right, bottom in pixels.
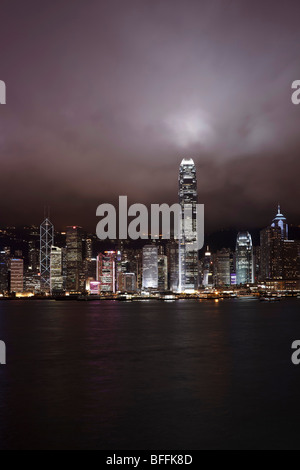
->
142, 245, 158, 290
66, 226, 84, 292
10, 258, 24, 293
178, 158, 198, 293
50, 246, 64, 293
236, 232, 254, 285
97, 251, 116, 293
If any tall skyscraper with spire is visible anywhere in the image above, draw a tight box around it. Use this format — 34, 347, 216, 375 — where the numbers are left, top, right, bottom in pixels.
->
271, 205, 288, 240
40, 214, 54, 293
178, 158, 198, 293
236, 232, 254, 285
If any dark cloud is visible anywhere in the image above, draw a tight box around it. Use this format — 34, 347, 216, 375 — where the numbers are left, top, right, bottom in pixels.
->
0, 0, 300, 232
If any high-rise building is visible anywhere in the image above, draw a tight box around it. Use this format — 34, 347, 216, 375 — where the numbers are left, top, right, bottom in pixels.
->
118, 273, 136, 293
10, 258, 24, 293
40, 218, 54, 293
282, 240, 299, 281
142, 245, 158, 290
85, 238, 93, 259
24, 271, 41, 293
50, 246, 63, 293
200, 247, 214, 287
271, 205, 288, 240
260, 226, 282, 280
158, 255, 168, 291
214, 248, 231, 287
253, 246, 261, 284
133, 249, 143, 290
236, 232, 254, 285
166, 240, 179, 292
0, 251, 9, 294
66, 226, 84, 292
178, 158, 198, 293
97, 251, 116, 293
28, 240, 40, 273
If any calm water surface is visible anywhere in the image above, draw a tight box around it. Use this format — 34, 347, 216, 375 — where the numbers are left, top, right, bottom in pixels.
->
0, 298, 300, 449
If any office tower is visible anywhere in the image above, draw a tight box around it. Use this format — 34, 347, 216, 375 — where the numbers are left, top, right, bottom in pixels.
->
10, 258, 24, 293
24, 271, 41, 293
28, 240, 39, 273
282, 240, 299, 281
97, 251, 116, 293
134, 249, 143, 290
85, 238, 93, 259
230, 252, 237, 285
236, 232, 254, 285
253, 246, 261, 284
158, 255, 168, 291
83, 257, 97, 286
50, 246, 63, 293
40, 217, 54, 293
83, 237, 96, 287
115, 250, 123, 291
0, 251, 9, 294
166, 240, 179, 292
260, 226, 283, 281
178, 158, 198, 293
214, 248, 231, 287
66, 226, 84, 292
118, 273, 137, 293
142, 245, 158, 290
200, 247, 214, 287
271, 205, 288, 240
61, 247, 67, 291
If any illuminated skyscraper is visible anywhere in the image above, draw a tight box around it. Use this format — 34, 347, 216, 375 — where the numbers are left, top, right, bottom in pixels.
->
271, 205, 288, 240
142, 245, 158, 290
166, 240, 179, 292
66, 226, 84, 292
158, 254, 168, 291
40, 217, 54, 293
0, 251, 9, 294
260, 225, 282, 280
50, 246, 63, 293
28, 240, 39, 273
200, 247, 214, 287
97, 251, 116, 293
178, 158, 198, 292
236, 232, 254, 285
118, 272, 136, 293
10, 258, 24, 293
214, 248, 231, 287
260, 206, 289, 282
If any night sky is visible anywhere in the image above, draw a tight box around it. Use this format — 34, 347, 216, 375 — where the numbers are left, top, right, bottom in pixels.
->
0, 0, 300, 232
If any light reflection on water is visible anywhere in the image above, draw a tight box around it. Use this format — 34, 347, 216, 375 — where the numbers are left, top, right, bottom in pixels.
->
0, 299, 299, 449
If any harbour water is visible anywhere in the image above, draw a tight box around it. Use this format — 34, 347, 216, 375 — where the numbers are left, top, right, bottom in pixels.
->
0, 298, 299, 449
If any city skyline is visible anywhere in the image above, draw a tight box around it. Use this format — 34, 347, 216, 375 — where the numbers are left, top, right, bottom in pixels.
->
0, 192, 298, 296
